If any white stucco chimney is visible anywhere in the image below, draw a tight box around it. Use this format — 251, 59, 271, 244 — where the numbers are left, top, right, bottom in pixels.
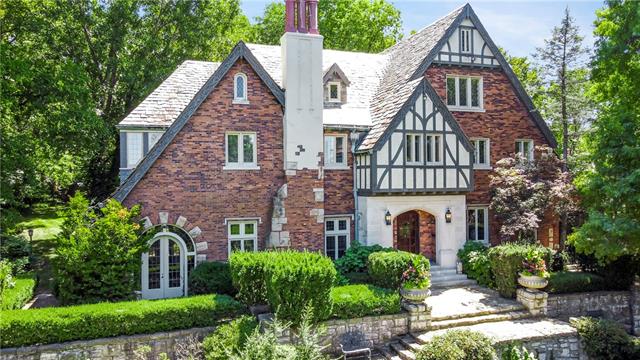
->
281, 0, 324, 170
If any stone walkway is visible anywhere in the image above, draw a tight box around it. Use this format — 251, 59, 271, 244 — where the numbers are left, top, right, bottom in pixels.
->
427, 285, 524, 320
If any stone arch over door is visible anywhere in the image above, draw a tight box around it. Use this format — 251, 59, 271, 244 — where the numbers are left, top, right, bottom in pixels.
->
393, 210, 436, 261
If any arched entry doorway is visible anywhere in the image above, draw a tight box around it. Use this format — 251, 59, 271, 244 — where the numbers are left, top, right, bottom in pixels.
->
141, 226, 197, 300
393, 210, 436, 261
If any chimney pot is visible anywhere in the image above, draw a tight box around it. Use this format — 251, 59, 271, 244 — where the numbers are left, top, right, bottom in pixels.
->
297, 0, 307, 33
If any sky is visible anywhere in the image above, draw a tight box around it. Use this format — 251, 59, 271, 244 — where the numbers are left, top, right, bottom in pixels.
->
240, 0, 604, 57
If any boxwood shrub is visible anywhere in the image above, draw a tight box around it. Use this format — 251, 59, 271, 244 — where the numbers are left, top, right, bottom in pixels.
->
416, 329, 495, 360
330, 284, 400, 319
368, 251, 428, 289
189, 261, 235, 296
545, 271, 606, 294
572, 317, 640, 359
334, 244, 393, 274
0, 272, 36, 310
488, 243, 552, 298
0, 294, 244, 348
230, 250, 336, 324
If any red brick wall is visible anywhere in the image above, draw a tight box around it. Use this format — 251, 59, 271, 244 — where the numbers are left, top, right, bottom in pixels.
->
284, 170, 325, 252
323, 129, 355, 243
425, 64, 559, 246
418, 211, 436, 260
124, 59, 286, 261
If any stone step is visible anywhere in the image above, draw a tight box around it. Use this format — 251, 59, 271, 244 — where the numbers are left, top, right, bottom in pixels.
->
431, 303, 526, 322
430, 278, 477, 288
389, 341, 416, 360
377, 344, 402, 360
429, 268, 456, 275
429, 310, 532, 331
398, 334, 422, 352
430, 274, 469, 282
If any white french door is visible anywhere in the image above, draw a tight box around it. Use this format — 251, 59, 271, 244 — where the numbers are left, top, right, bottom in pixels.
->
141, 235, 185, 299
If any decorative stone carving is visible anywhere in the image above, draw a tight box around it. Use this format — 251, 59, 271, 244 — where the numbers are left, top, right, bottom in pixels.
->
158, 212, 169, 225
269, 184, 290, 248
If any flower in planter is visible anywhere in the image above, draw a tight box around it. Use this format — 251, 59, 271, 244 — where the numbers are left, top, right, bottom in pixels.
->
521, 249, 549, 278
401, 257, 431, 290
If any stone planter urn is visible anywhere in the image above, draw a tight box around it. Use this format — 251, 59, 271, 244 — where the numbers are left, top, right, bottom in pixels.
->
518, 273, 548, 290
400, 287, 431, 304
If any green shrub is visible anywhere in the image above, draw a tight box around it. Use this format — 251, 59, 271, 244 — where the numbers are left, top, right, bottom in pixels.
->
545, 271, 606, 294
54, 194, 148, 304
203, 315, 257, 360
230, 250, 336, 324
189, 261, 235, 296
416, 329, 496, 360
500, 343, 536, 360
488, 243, 552, 298
334, 244, 392, 274
0, 260, 14, 297
0, 234, 32, 274
458, 242, 494, 287
264, 251, 336, 324
550, 251, 569, 272
368, 251, 428, 289
596, 256, 640, 291
229, 251, 271, 305
0, 272, 36, 310
572, 317, 640, 359
330, 284, 400, 319
343, 272, 372, 284
0, 294, 244, 347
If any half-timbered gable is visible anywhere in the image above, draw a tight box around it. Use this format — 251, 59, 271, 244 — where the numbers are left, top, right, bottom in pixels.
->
434, 18, 498, 67
357, 80, 473, 194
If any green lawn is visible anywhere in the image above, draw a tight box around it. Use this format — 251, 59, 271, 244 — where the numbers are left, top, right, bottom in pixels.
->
15, 204, 64, 295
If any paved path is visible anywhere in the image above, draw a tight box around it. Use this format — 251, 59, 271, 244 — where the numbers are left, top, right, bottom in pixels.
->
427, 285, 523, 320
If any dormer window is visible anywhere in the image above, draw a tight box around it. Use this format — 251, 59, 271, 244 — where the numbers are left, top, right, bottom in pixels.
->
328, 82, 341, 103
233, 73, 248, 104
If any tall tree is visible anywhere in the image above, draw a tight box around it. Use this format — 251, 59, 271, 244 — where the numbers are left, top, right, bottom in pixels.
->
0, 0, 249, 211
251, 0, 402, 52
502, 49, 545, 110
569, 0, 640, 261
535, 7, 590, 168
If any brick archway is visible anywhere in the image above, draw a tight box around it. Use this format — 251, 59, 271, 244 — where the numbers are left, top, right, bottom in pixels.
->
393, 210, 436, 261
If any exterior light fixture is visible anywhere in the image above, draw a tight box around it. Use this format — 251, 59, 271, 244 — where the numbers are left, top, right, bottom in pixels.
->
445, 208, 452, 223
384, 210, 392, 225
27, 229, 34, 242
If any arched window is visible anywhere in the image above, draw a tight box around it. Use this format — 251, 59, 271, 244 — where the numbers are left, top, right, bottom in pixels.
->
234, 73, 248, 102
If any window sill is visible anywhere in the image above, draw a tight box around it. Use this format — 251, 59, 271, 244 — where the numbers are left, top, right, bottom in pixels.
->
232, 99, 250, 105
473, 165, 492, 170
223, 165, 260, 171
324, 165, 350, 171
448, 106, 485, 113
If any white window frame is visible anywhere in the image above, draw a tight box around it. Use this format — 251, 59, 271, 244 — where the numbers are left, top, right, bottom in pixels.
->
460, 28, 472, 53
324, 217, 350, 260
425, 134, 443, 164
472, 138, 491, 169
324, 134, 348, 169
126, 132, 144, 168
224, 132, 259, 170
327, 81, 341, 103
446, 75, 484, 111
233, 73, 249, 104
467, 206, 489, 244
227, 220, 257, 257
515, 139, 534, 161
405, 133, 422, 165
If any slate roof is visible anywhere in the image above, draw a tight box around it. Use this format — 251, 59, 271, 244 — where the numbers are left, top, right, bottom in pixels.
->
118, 61, 220, 128
357, 5, 465, 151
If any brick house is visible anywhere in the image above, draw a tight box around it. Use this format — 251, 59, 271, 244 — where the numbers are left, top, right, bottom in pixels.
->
112, 2, 558, 299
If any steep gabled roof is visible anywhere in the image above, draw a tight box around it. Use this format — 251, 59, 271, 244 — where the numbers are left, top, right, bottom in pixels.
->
118, 61, 219, 128
358, 5, 466, 151
112, 42, 284, 202
358, 3, 557, 151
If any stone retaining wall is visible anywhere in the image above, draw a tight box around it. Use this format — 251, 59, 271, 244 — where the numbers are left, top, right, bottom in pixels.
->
0, 327, 214, 360
547, 291, 633, 329
495, 335, 586, 360
320, 313, 409, 352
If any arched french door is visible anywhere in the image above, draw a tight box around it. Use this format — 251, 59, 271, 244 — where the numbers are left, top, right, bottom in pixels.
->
141, 233, 187, 300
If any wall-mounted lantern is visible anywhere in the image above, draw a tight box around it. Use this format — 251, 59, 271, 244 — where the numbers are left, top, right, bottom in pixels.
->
384, 210, 392, 226
445, 208, 452, 223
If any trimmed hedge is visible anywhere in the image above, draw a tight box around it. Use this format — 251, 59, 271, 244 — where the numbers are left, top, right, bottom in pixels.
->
572, 317, 640, 359
368, 251, 429, 289
330, 284, 400, 319
189, 261, 235, 296
0, 294, 244, 348
545, 271, 606, 294
230, 250, 336, 324
488, 243, 552, 298
0, 272, 36, 310
202, 315, 258, 360
334, 244, 392, 274
416, 329, 495, 360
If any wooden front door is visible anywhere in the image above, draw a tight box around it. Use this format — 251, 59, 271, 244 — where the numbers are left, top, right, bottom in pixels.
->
396, 211, 419, 254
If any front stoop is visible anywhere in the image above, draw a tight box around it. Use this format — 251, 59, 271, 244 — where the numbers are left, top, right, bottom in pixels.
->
430, 266, 476, 288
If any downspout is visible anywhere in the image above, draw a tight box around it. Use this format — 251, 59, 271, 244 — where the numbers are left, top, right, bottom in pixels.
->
350, 130, 360, 244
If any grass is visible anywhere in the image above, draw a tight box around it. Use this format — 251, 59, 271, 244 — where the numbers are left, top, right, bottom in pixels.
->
15, 204, 64, 295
